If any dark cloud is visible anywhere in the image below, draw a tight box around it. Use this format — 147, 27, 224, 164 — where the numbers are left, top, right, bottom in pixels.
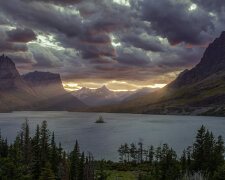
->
192, 0, 225, 13
120, 33, 164, 52
0, 29, 28, 53
0, 0, 224, 86
27, 0, 82, 5
136, 0, 214, 45
116, 47, 151, 66
7, 28, 36, 43
0, 0, 83, 37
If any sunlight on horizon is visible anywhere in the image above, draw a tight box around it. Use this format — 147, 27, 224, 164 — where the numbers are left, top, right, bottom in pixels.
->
63, 82, 167, 92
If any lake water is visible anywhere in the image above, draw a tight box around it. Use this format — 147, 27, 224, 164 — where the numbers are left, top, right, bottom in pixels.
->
0, 111, 224, 161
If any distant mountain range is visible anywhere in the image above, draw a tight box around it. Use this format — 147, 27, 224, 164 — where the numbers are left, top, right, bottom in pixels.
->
85, 31, 225, 116
0, 55, 86, 112
0, 54, 158, 112
71, 86, 158, 107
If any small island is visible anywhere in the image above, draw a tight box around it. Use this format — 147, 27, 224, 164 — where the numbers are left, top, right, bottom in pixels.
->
95, 115, 105, 123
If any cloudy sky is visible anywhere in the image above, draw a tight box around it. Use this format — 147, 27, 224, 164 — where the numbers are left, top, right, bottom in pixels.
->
0, 0, 224, 91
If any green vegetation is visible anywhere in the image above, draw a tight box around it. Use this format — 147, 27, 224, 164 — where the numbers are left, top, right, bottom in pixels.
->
0, 120, 94, 180
0, 121, 224, 180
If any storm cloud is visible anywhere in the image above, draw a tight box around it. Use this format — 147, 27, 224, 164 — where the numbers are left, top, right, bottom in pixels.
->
0, 0, 224, 90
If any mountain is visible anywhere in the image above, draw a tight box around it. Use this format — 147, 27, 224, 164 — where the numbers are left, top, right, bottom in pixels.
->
121, 87, 159, 103
0, 55, 37, 112
85, 31, 225, 116
0, 55, 86, 111
169, 31, 225, 88
22, 71, 87, 111
71, 85, 133, 107
23, 71, 67, 97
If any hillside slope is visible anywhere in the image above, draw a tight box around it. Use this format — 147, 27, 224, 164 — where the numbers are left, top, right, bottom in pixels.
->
85, 31, 225, 116
22, 71, 87, 111
0, 55, 86, 111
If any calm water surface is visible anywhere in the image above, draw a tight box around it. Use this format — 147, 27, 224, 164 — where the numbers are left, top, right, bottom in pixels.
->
0, 111, 224, 161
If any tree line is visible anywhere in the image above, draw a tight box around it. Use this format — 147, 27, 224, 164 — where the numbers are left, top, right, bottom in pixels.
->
0, 120, 224, 180
117, 125, 225, 180
0, 119, 94, 180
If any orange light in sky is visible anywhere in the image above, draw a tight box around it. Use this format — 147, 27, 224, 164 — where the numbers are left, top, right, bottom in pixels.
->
62, 82, 167, 92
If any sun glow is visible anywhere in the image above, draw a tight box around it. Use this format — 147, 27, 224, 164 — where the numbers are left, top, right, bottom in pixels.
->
111, 89, 136, 92
29, 35, 65, 50
146, 84, 167, 88
189, 4, 197, 11
63, 82, 167, 92
113, 0, 130, 7
110, 35, 121, 47
63, 83, 82, 91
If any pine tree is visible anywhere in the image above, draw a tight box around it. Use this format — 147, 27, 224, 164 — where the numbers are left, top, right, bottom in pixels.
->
138, 141, 143, 163
148, 145, 154, 165
124, 143, 129, 162
50, 132, 59, 176
130, 143, 137, 163
181, 150, 187, 174
32, 124, 41, 180
213, 164, 225, 180
40, 120, 50, 167
192, 125, 206, 172
118, 144, 125, 162
70, 140, 80, 180
214, 136, 225, 170
22, 118, 31, 166
39, 162, 56, 180
59, 152, 70, 180
78, 152, 85, 180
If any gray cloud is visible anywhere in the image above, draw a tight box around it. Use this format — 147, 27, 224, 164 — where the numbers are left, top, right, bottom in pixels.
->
7, 28, 36, 43
135, 0, 214, 45
0, 0, 224, 85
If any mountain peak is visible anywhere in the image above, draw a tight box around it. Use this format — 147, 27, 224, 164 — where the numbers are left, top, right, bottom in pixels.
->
169, 31, 225, 88
0, 54, 33, 91
22, 71, 65, 95
97, 85, 110, 93
23, 71, 62, 86
0, 54, 16, 68
100, 85, 108, 90
220, 31, 225, 37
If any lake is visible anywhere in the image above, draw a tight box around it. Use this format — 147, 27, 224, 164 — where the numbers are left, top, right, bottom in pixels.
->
0, 111, 225, 161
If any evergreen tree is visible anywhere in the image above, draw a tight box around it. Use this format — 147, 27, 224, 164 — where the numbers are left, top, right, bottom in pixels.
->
40, 120, 50, 167
59, 152, 70, 180
39, 161, 56, 180
118, 144, 125, 162
192, 125, 206, 172
130, 143, 137, 163
213, 164, 225, 180
180, 150, 187, 174
78, 152, 85, 180
124, 143, 129, 162
22, 118, 31, 167
138, 141, 143, 163
50, 132, 59, 176
148, 145, 154, 165
70, 140, 80, 180
32, 124, 41, 180
214, 136, 225, 170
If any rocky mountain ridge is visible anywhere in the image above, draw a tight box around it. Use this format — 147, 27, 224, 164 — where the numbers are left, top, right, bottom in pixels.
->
71, 85, 133, 107
0, 55, 86, 112
72, 85, 159, 107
